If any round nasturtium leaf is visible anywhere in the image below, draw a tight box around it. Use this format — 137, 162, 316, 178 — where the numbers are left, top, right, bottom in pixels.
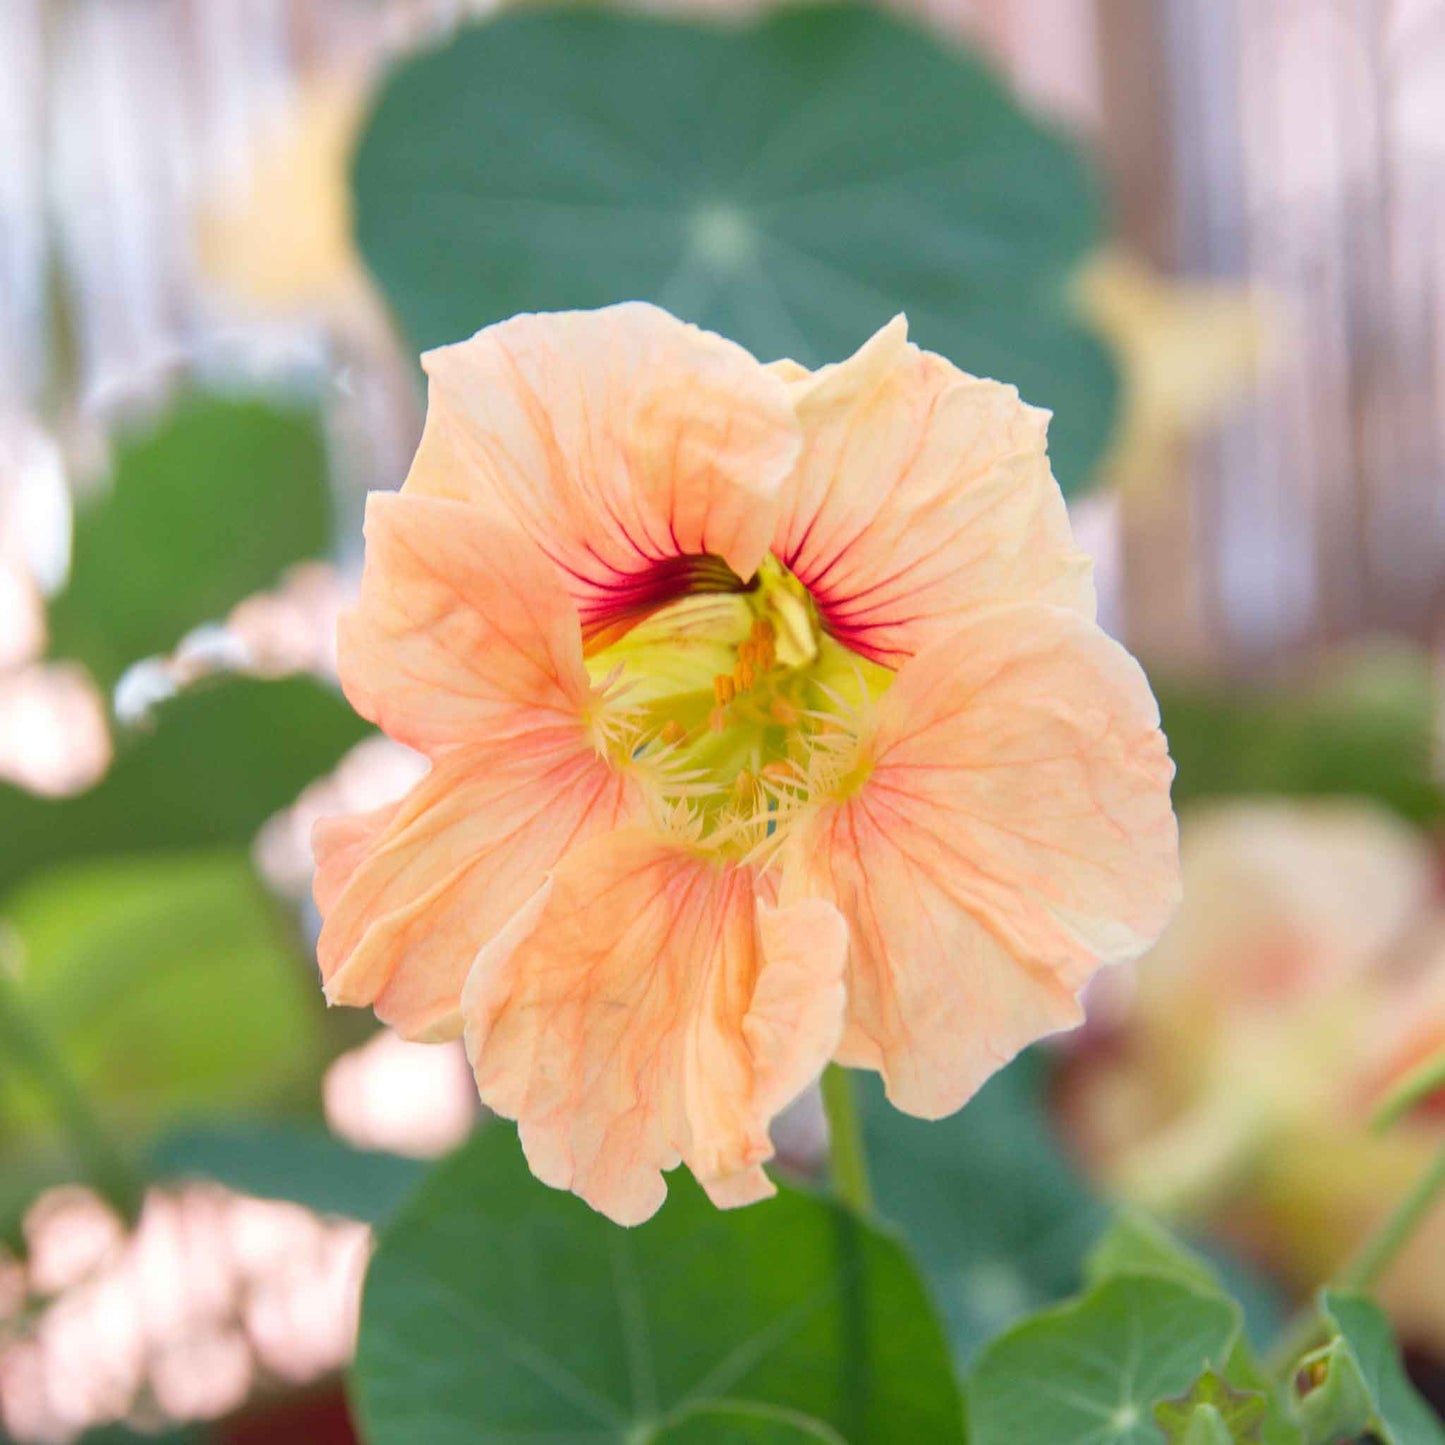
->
352, 1126, 966, 1444
353, 4, 1119, 493
967, 1274, 1240, 1445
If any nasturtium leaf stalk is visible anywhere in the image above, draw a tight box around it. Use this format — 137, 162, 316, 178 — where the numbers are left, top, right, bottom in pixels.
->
314, 303, 1180, 1225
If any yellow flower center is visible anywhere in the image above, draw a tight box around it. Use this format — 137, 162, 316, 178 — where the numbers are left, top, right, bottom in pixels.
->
586, 555, 894, 851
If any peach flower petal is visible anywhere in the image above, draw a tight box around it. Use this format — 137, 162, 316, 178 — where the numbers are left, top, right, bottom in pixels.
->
405, 303, 801, 642
772, 317, 1095, 669
462, 829, 848, 1225
337, 492, 592, 755
316, 734, 644, 1042
312, 800, 403, 917
783, 602, 1179, 1118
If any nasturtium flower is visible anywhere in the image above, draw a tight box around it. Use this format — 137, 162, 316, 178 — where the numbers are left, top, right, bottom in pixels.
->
314, 303, 1180, 1224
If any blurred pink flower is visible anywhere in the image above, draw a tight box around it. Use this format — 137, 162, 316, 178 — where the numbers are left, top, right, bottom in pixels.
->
0, 1185, 367, 1443
219, 561, 348, 680
322, 1029, 477, 1159
0, 663, 112, 798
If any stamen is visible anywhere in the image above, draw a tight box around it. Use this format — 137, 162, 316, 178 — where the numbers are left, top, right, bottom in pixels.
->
658, 719, 686, 747
809, 677, 858, 719
732, 769, 759, 807
760, 759, 799, 784
712, 673, 737, 706
733, 658, 755, 692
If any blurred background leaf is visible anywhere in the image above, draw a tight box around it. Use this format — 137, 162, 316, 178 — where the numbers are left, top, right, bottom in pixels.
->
859, 1051, 1106, 1361
45, 395, 332, 691
0, 675, 370, 898
0, 851, 321, 1141
353, 5, 1119, 494
149, 1122, 424, 1226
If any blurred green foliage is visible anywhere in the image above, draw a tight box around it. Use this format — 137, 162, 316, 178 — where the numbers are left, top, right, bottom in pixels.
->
859, 1052, 1105, 1361
46, 395, 332, 690
1, 7, 1438, 1437
354, 4, 1119, 493
0, 852, 319, 1137
0, 389, 367, 1238
1157, 650, 1445, 826
150, 1121, 425, 1226
0, 675, 370, 899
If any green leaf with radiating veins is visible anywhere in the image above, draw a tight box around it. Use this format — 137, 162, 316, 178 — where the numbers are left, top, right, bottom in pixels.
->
1087, 1213, 1301, 1445
654, 1402, 848, 1442
353, 4, 1119, 494
967, 1274, 1240, 1445
352, 1125, 965, 1444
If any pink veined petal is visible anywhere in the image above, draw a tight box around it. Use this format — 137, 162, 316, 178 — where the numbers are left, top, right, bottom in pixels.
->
314, 732, 645, 1042
772, 316, 1096, 670
783, 602, 1180, 1119
462, 828, 848, 1226
337, 492, 593, 756
405, 303, 801, 644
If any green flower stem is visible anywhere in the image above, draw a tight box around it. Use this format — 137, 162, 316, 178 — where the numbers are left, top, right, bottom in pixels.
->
1371, 1043, 1445, 1133
820, 1064, 873, 1215
1336, 1138, 1445, 1294
0, 963, 142, 1223
1269, 1136, 1445, 1380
